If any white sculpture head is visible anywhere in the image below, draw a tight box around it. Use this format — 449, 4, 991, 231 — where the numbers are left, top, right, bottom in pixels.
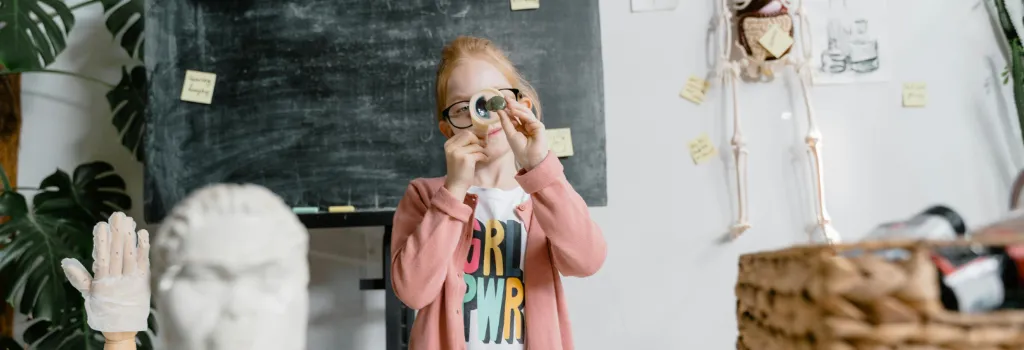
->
151, 184, 309, 350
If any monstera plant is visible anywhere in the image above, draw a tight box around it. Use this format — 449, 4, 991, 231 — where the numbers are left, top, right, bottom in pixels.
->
0, 162, 156, 349
0, 0, 147, 161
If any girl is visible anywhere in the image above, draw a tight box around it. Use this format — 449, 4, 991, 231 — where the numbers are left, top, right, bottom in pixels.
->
390, 36, 607, 350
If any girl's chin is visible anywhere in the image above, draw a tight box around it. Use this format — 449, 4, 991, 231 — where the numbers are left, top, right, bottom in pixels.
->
482, 146, 511, 159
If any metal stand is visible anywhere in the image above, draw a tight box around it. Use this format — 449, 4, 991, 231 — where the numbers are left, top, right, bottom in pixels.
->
299, 211, 415, 350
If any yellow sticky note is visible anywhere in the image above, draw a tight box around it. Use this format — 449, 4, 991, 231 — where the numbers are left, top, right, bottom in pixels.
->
180, 70, 217, 104
680, 76, 711, 105
902, 82, 927, 107
546, 128, 574, 158
757, 24, 794, 59
688, 133, 718, 165
511, 0, 539, 10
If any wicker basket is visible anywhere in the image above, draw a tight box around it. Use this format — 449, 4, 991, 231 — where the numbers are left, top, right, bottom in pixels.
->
736, 237, 1024, 350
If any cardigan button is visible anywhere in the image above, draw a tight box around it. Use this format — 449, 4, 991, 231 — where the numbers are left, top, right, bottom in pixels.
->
516, 204, 526, 211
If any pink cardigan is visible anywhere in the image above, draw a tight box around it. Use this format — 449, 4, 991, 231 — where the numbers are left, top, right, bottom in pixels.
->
390, 152, 607, 350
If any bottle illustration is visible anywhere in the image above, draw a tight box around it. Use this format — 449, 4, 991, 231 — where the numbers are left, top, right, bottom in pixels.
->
821, 38, 847, 73
820, 18, 850, 73
848, 19, 880, 73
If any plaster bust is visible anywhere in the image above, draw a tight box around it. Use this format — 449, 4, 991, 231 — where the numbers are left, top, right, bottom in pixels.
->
151, 184, 310, 350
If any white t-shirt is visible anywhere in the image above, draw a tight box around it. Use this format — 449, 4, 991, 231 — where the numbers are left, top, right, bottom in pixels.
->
462, 186, 530, 349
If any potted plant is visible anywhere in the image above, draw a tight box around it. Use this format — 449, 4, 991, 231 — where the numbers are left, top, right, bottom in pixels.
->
0, 162, 156, 349
0, 0, 148, 162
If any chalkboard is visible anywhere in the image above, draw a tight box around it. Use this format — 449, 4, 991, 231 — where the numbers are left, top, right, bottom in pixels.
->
143, 0, 606, 223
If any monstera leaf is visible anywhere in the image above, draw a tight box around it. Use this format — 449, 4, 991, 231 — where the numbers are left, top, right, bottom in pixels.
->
0, 162, 155, 349
0, 183, 84, 325
100, 0, 144, 62
20, 309, 156, 350
0, 337, 23, 350
0, 162, 131, 323
33, 161, 132, 222
0, 0, 76, 70
106, 66, 146, 162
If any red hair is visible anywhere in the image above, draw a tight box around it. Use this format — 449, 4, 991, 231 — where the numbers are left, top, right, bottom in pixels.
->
434, 36, 542, 121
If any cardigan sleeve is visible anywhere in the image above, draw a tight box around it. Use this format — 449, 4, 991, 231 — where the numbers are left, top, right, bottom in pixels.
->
516, 152, 607, 277
390, 181, 473, 309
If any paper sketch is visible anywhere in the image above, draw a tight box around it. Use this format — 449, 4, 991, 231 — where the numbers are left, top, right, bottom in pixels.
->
806, 0, 891, 84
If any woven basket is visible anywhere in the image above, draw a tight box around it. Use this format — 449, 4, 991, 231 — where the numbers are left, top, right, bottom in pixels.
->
736, 237, 1024, 350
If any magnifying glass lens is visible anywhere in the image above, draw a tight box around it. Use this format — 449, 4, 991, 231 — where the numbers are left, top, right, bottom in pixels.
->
474, 98, 491, 120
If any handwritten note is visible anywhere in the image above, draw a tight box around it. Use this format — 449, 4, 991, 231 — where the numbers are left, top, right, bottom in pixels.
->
547, 128, 574, 158
688, 133, 718, 165
757, 24, 794, 59
511, 0, 539, 11
680, 76, 711, 105
180, 70, 217, 105
902, 82, 927, 107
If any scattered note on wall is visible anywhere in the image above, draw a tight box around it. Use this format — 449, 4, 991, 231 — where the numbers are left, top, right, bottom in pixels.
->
688, 133, 718, 165
902, 82, 927, 107
510, 0, 539, 11
757, 24, 794, 59
630, 0, 680, 12
180, 70, 217, 104
547, 128, 574, 158
805, 0, 892, 85
680, 76, 711, 105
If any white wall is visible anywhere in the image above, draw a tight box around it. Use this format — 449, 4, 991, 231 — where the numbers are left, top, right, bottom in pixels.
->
16, 0, 1021, 349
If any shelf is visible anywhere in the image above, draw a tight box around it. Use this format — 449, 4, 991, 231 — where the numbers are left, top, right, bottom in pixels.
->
298, 210, 395, 229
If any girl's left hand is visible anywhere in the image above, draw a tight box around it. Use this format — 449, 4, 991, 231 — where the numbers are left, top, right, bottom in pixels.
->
498, 99, 548, 170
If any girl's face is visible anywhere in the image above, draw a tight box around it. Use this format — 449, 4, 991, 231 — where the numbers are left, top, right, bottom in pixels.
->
440, 58, 514, 159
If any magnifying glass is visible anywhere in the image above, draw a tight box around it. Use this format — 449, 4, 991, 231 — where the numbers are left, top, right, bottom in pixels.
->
468, 88, 507, 130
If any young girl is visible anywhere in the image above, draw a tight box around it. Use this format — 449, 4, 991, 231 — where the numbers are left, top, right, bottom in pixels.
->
390, 36, 607, 350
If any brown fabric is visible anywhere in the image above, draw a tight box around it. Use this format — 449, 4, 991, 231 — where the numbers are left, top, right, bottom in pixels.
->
736, 8, 794, 62
0, 67, 18, 338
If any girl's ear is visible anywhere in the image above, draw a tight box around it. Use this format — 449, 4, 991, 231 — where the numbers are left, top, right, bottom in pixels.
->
438, 120, 454, 138
520, 97, 534, 110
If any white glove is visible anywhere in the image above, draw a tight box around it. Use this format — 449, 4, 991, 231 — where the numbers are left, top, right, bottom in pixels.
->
61, 212, 151, 333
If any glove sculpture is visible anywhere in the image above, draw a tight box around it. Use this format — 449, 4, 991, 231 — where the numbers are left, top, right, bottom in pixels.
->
61, 212, 151, 350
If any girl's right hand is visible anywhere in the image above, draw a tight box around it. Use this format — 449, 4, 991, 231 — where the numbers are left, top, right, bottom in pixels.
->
443, 132, 487, 200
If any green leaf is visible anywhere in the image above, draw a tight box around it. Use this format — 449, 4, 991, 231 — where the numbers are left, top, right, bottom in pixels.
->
0, 336, 24, 350
0, 191, 28, 219
0, 162, 155, 349
100, 0, 144, 62
107, 66, 146, 162
0, 212, 79, 321
0, 162, 11, 192
0, 0, 76, 70
24, 318, 104, 350
32, 161, 132, 222
22, 297, 155, 350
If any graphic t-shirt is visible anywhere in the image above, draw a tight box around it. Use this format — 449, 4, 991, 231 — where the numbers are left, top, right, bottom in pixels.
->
463, 186, 529, 349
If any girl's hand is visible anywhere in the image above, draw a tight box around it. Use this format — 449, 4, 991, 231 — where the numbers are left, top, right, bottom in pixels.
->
498, 99, 547, 170
443, 132, 488, 200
